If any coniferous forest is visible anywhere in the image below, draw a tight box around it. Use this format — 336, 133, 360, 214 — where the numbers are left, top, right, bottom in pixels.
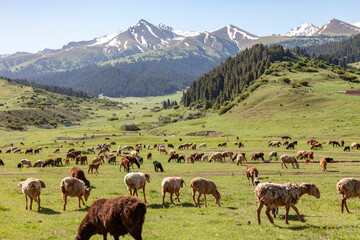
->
181, 44, 293, 109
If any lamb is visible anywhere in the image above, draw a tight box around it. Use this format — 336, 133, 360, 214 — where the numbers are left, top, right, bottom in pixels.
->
255, 182, 320, 225
336, 178, 360, 213
124, 172, 151, 203
320, 158, 327, 171
17, 178, 46, 211
189, 177, 221, 208
199, 143, 207, 148
70, 166, 90, 188
246, 165, 259, 186
88, 162, 101, 174
60, 177, 92, 211
152, 161, 164, 172
75, 195, 146, 240
280, 155, 299, 169
269, 151, 277, 160
161, 177, 184, 205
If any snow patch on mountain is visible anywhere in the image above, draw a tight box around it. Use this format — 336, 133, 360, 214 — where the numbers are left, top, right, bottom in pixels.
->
227, 25, 259, 40
282, 23, 319, 37
352, 22, 360, 27
91, 32, 121, 46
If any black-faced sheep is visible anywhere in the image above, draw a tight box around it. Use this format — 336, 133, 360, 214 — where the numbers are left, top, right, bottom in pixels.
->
124, 172, 150, 203
255, 182, 320, 225
152, 161, 163, 172
60, 177, 92, 211
337, 178, 360, 213
17, 178, 46, 211
75, 196, 146, 240
190, 177, 221, 208
162, 177, 184, 205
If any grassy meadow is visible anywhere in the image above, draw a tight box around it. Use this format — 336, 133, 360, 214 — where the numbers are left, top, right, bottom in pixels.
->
1, 66, 360, 239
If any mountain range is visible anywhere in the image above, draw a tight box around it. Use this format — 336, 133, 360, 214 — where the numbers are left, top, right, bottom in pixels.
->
0, 18, 359, 97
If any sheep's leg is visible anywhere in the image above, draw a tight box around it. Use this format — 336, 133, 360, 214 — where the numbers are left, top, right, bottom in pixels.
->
192, 190, 197, 207
142, 187, 147, 203
291, 205, 305, 222
25, 195, 28, 210
343, 199, 350, 213
29, 197, 33, 210
162, 193, 166, 205
257, 202, 264, 224
37, 196, 41, 211
284, 163, 288, 169
204, 194, 207, 207
175, 192, 180, 202
170, 193, 174, 204
265, 205, 274, 224
197, 193, 202, 208
63, 195, 67, 211
284, 206, 290, 225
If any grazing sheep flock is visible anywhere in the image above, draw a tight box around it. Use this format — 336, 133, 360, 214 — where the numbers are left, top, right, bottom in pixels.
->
4, 135, 360, 239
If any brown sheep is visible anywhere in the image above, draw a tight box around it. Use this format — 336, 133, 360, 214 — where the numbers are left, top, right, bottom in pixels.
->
70, 166, 90, 188
190, 177, 221, 208
320, 158, 327, 171
54, 157, 63, 166
246, 165, 259, 186
280, 155, 299, 169
60, 177, 92, 211
33, 160, 43, 168
255, 182, 320, 225
168, 153, 179, 163
43, 158, 55, 167
17, 178, 46, 211
146, 152, 152, 160
75, 196, 146, 240
119, 157, 131, 172
337, 178, 360, 213
251, 152, 264, 161
88, 162, 101, 174
162, 177, 185, 205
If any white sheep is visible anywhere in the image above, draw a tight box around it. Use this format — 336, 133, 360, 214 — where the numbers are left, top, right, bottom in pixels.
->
161, 177, 185, 205
190, 177, 221, 208
255, 182, 320, 225
269, 151, 277, 160
280, 155, 299, 169
350, 142, 359, 150
169, 149, 176, 155
17, 178, 46, 211
124, 172, 151, 203
201, 154, 209, 162
60, 177, 92, 211
131, 150, 139, 158
337, 178, 360, 213
199, 143, 207, 148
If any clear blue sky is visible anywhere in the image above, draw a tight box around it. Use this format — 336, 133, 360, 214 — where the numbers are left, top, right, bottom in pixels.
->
1, 0, 359, 54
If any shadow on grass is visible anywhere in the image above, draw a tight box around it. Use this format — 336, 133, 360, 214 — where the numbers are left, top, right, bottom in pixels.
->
148, 202, 194, 209
226, 206, 238, 210
75, 206, 90, 212
38, 207, 60, 215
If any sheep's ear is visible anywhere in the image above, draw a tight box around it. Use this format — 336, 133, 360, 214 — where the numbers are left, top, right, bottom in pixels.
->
38, 179, 46, 188
88, 187, 92, 192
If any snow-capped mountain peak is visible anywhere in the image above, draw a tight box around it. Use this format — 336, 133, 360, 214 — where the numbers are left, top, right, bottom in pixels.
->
282, 23, 319, 37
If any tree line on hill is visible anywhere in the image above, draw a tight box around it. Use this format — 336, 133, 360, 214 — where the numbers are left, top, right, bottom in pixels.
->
303, 34, 360, 67
181, 44, 293, 109
1, 77, 90, 98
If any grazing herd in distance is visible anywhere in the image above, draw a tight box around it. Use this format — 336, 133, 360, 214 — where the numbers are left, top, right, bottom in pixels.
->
1, 135, 360, 239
